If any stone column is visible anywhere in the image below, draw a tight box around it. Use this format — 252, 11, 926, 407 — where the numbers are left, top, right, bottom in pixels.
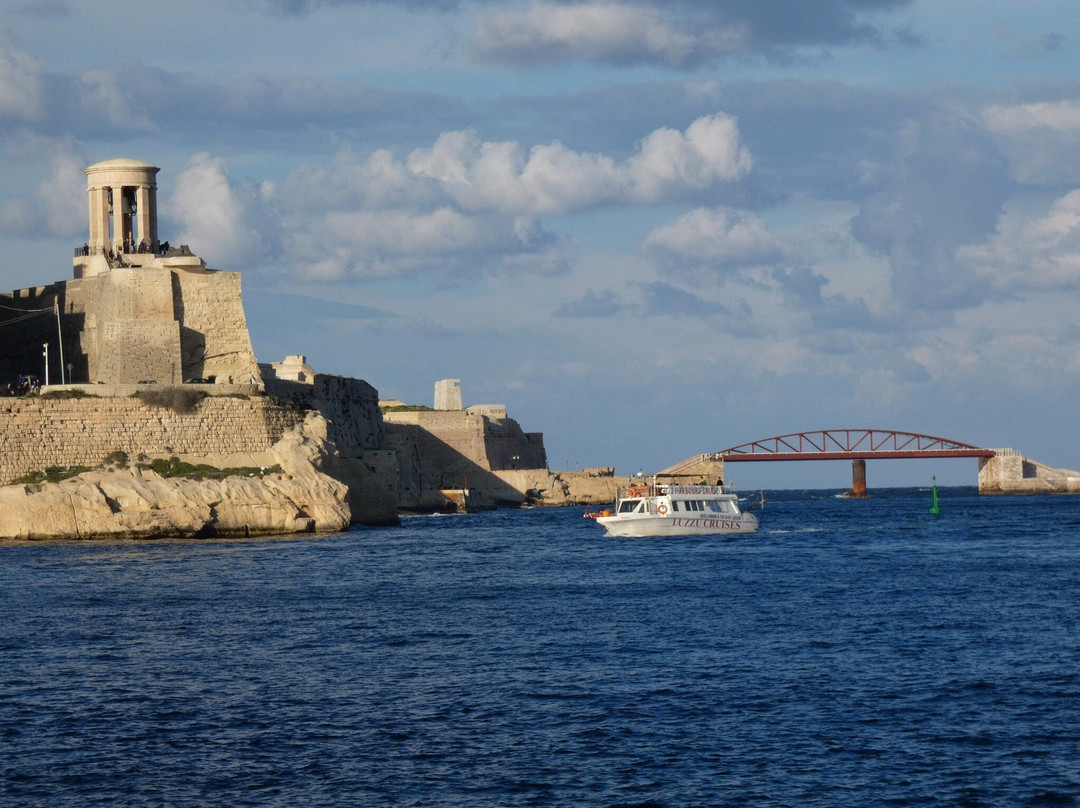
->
136, 183, 157, 249
88, 186, 111, 253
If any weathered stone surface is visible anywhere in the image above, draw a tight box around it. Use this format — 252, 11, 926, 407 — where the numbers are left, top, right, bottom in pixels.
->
0, 395, 302, 484
978, 450, 1080, 494
493, 468, 622, 506
263, 374, 400, 525
0, 414, 350, 540
0, 388, 398, 527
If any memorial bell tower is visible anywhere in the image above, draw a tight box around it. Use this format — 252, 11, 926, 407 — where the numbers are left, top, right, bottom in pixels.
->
84, 158, 160, 255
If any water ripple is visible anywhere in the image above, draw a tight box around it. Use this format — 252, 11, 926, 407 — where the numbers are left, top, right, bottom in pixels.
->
2, 490, 1080, 806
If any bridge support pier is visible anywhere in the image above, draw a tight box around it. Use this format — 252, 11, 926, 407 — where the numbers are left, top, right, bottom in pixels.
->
851, 458, 867, 498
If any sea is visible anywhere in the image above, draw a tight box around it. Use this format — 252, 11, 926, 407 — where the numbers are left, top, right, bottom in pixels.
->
2, 486, 1079, 808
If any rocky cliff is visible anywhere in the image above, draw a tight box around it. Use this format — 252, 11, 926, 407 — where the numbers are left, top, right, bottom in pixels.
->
0, 413, 350, 540
262, 374, 399, 525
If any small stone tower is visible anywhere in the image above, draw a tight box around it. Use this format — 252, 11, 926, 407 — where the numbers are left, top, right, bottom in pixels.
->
434, 379, 462, 410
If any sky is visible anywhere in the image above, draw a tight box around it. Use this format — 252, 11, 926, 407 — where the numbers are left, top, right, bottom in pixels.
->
2, 0, 1080, 489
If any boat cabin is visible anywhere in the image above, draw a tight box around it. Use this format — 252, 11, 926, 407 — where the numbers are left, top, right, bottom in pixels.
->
615, 483, 742, 515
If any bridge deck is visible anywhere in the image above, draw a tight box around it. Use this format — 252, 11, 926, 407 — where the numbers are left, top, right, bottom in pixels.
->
713, 429, 994, 461
659, 429, 995, 482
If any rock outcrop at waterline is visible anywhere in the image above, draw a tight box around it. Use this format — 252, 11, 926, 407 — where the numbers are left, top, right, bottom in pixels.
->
0, 415, 350, 540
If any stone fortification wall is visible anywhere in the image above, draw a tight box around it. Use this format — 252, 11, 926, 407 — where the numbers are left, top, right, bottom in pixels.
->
70, 268, 181, 384
0, 413, 353, 540
265, 374, 385, 451
0, 395, 302, 485
263, 373, 398, 525
1, 265, 259, 386
98, 320, 181, 383
382, 409, 548, 509
978, 450, 1080, 494
172, 269, 260, 384
493, 467, 622, 507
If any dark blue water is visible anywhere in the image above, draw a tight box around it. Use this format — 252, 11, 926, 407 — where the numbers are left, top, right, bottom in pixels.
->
3, 487, 1080, 807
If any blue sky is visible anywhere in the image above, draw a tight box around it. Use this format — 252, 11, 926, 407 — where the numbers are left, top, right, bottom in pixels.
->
3, 0, 1080, 489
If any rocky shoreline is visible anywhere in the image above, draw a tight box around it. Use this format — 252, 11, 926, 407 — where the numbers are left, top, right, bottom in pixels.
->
0, 415, 350, 541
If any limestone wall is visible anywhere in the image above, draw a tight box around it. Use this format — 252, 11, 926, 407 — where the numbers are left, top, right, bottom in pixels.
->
0, 395, 302, 484
71, 268, 181, 384
382, 409, 549, 509
494, 468, 622, 506
172, 269, 260, 384
1, 265, 259, 386
265, 374, 385, 451
264, 373, 399, 525
978, 450, 1080, 494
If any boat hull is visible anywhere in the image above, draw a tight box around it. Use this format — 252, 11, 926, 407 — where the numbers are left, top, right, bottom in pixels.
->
595, 512, 758, 538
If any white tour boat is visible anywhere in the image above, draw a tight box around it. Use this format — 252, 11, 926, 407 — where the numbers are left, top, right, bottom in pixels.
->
595, 480, 760, 538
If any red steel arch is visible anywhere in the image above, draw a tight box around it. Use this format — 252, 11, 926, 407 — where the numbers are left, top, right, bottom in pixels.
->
712, 429, 995, 462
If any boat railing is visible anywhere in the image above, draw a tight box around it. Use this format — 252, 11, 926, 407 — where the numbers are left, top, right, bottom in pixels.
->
619, 482, 734, 500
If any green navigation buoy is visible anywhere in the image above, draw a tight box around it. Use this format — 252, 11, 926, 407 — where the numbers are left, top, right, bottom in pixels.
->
929, 475, 941, 515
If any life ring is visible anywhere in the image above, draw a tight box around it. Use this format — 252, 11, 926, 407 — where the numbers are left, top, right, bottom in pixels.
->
657, 504, 668, 515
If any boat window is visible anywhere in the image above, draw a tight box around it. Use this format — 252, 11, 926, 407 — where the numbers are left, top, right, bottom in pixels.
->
618, 500, 637, 513
672, 501, 680, 512
708, 501, 723, 513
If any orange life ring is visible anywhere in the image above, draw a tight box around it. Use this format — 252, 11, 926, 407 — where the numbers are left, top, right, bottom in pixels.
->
657, 503, 668, 515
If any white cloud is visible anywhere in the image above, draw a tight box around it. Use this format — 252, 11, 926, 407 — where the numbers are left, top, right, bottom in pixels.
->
0, 36, 45, 120
281, 148, 437, 212
288, 206, 568, 280
983, 100, 1080, 134
241, 114, 753, 281
169, 153, 266, 267
981, 100, 1080, 185
629, 114, 752, 198
471, 1, 718, 68
77, 68, 156, 131
959, 188, 1080, 291
37, 150, 85, 237
0, 143, 85, 238
406, 113, 751, 215
643, 206, 779, 266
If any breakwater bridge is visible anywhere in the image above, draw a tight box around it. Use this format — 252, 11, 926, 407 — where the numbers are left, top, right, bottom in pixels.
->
658, 429, 1079, 495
